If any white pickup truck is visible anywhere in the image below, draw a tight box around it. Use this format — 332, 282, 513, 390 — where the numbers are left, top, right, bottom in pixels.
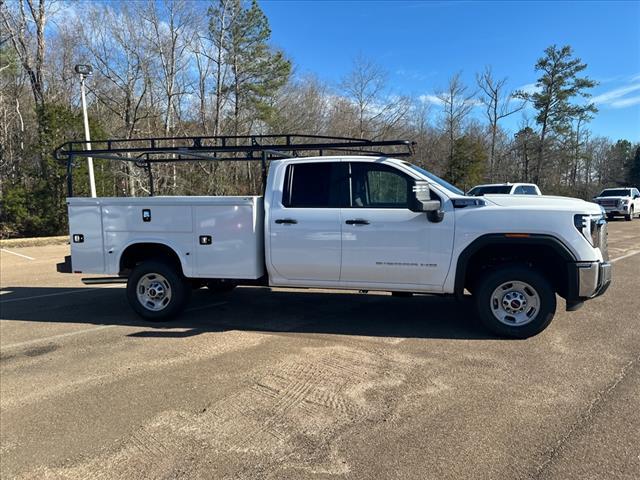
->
56, 135, 611, 338
592, 187, 640, 221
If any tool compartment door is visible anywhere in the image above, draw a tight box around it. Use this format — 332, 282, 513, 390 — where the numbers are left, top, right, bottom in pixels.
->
194, 198, 264, 279
67, 202, 105, 273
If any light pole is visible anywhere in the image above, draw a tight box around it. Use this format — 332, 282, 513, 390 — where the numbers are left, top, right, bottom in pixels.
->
75, 64, 96, 198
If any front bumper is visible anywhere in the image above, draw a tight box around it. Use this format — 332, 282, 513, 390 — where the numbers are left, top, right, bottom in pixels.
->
576, 261, 611, 298
601, 204, 630, 214
566, 261, 611, 310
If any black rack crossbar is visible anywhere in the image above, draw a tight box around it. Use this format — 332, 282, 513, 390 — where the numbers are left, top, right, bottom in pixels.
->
55, 133, 415, 197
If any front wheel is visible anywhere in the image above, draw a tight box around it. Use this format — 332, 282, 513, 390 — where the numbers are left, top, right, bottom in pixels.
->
475, 266, 556, 338
127, 260, 190, 320
625, 207, 634, 221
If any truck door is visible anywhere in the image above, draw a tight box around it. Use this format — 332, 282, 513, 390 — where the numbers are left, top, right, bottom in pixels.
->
67, 203, 105, 273
339, 162, 453, 289
268, 161, 348, 282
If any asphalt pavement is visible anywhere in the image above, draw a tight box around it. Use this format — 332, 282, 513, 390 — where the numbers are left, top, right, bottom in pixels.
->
1, 220, 639, 479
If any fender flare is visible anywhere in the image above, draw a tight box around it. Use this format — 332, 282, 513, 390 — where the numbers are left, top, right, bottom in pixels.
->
117, 239, 191, 277
453, 234, 577, 296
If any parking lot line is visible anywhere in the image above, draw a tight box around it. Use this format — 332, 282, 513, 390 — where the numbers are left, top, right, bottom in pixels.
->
1, 300, 229, 350
610, 250, 640, 263
1, 325, 118, 350
0, 286, 121, 304
0, 248, 35, 260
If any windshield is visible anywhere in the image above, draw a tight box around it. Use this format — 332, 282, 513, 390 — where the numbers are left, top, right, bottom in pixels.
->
402, 162, 465, 196
467, 185, 512, 195
599, 189, 630, 197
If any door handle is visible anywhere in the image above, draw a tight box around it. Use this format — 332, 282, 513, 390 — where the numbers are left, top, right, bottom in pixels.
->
345, 219, 370, 225
275, 218, 298, 224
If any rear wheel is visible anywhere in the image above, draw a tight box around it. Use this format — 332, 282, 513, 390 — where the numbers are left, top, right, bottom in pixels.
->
475, 265, 556, 338
127, 260, 190, 320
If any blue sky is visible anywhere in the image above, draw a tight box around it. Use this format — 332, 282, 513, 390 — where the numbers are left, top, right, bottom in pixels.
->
261, 0, 640, 141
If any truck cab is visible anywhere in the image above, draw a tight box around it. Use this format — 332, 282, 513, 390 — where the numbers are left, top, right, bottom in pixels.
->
265, 157, 455, 291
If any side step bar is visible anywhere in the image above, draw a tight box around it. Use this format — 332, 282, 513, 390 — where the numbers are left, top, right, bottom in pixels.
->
82, 277, 128, 285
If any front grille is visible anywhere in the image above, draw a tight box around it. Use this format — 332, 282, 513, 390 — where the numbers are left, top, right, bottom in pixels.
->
599, 199, 618, 208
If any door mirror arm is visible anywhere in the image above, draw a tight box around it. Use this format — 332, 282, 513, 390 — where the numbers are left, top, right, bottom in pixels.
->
427, 208, 445, 223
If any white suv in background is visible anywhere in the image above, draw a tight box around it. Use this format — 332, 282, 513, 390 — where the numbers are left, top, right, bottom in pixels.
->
592, 187, 640, 221
467, 183, 542, 196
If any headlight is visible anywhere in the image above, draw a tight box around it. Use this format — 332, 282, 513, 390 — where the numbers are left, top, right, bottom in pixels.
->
574, 214, 590, 244
574, 214, 603, 246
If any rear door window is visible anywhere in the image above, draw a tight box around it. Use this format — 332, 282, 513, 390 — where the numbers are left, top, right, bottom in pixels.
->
282, 162, 348, 208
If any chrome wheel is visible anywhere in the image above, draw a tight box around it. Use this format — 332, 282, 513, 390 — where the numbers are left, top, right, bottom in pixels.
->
490, 281, 540, 326
136, 273, 172, 312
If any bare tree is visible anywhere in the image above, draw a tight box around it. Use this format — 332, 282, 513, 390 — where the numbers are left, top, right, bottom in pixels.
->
437, 73, 476, 177
271, 76, 330, 134
340, 56, 412, 139
141, 0, 193, 136
189, 27, 214, 134
207, 0, 234, 136
476, 66, 525, 181
76, 1, 154, 195
1, 0, 49, 109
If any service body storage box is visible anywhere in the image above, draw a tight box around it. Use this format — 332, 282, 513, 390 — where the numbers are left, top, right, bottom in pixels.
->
67, 196, 265, 279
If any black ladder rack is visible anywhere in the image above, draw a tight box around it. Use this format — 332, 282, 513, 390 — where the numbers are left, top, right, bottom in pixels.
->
54, 133, 415, 197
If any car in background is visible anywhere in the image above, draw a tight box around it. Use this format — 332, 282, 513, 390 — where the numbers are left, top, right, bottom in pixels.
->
592, 187, 640, 221
467, 183, 542, 196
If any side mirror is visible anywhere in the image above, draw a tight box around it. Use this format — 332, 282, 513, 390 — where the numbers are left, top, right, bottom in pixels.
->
411, 181, 444, 222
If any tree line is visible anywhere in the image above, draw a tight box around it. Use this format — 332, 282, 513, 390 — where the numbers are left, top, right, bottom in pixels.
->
1, 0, 638, 237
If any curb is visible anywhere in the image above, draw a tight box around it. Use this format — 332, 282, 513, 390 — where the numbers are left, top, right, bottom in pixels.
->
0, 236, 69, 248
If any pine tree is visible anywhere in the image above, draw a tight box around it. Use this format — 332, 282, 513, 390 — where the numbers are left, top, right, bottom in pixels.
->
448, 136, 487, 191
625, 146, 640, 186
517, 45, 597, 185
216, 0, 291, 135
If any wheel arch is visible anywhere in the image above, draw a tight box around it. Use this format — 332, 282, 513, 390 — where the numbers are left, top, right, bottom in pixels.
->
119, 241, 186, 277
455, 234, 577, 298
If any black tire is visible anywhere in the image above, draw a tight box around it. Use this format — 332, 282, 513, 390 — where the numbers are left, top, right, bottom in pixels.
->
625, 207, 633, 221
606, 213, 615, 221
126, 260, 190, 321
474, 265, 556, 338
206, 279, 237, 294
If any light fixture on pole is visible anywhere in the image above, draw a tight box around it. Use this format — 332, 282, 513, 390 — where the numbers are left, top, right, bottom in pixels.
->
75, 64, 96, 198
